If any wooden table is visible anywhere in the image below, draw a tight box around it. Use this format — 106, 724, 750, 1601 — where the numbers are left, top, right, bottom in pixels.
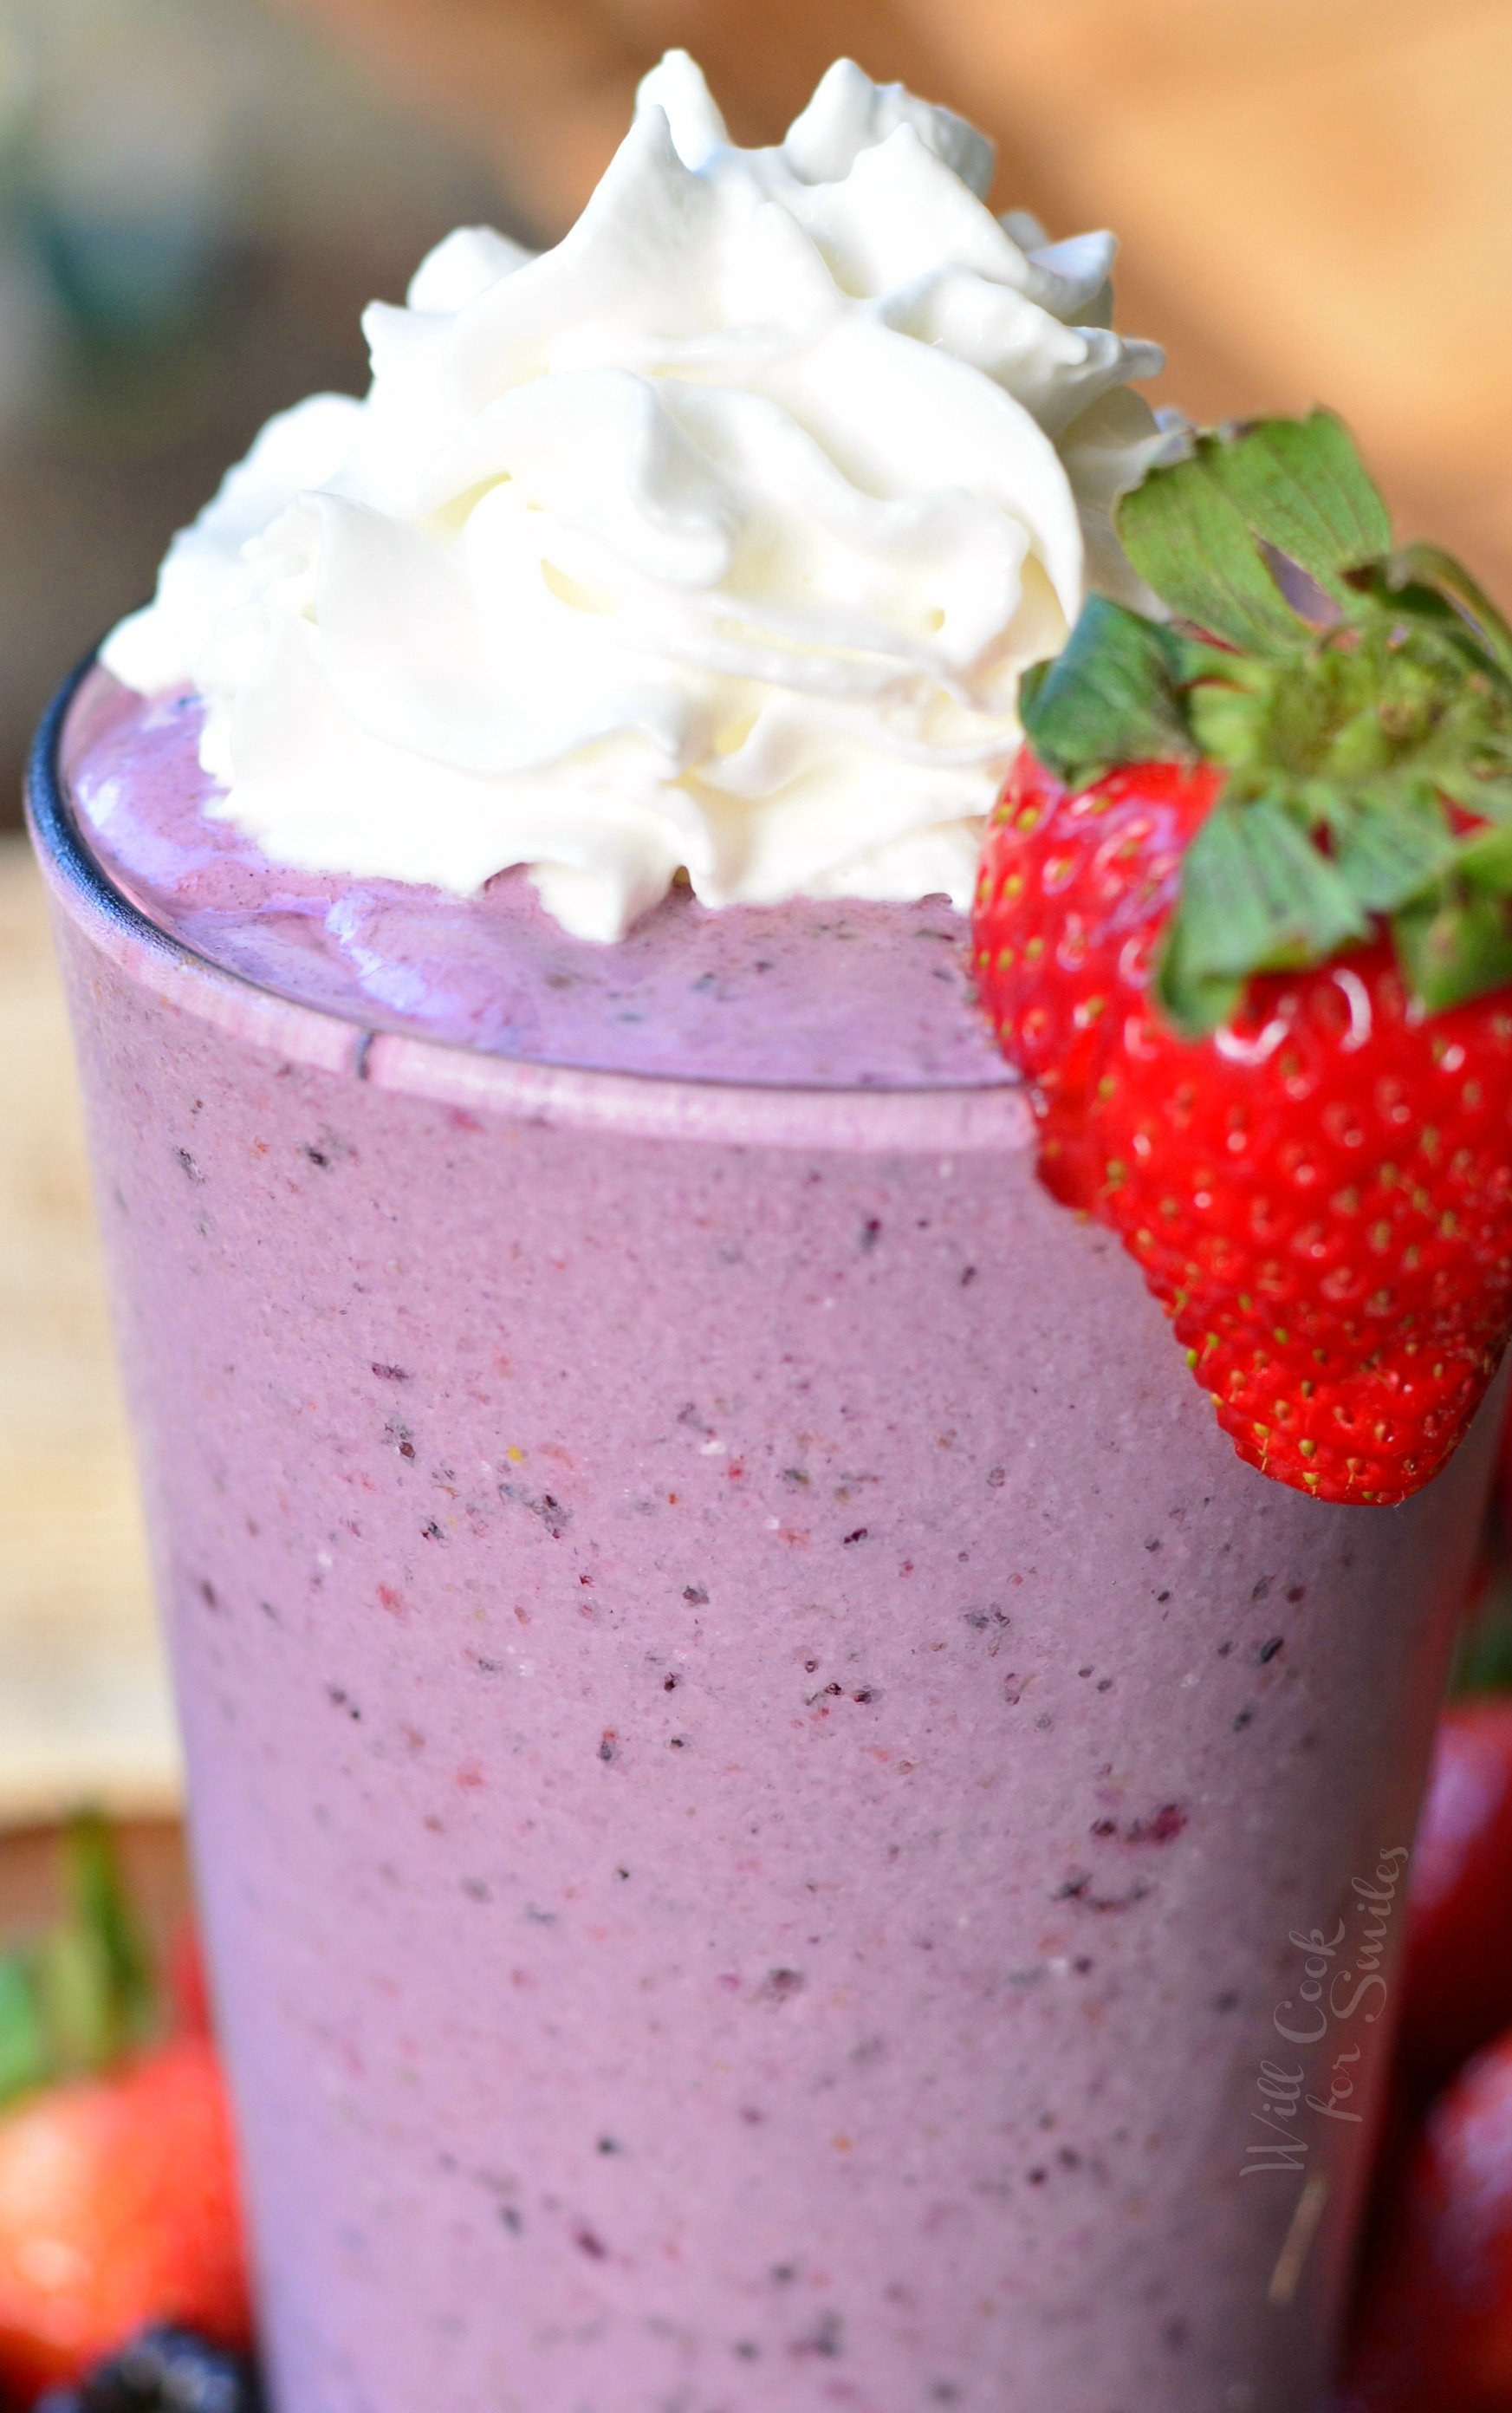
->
0, 837, 178, 1839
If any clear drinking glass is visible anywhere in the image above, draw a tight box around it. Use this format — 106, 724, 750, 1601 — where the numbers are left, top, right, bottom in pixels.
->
30, 658, 1498, 2413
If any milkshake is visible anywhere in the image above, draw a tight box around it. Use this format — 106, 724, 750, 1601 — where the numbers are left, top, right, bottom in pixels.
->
29, 53, 1508, 2413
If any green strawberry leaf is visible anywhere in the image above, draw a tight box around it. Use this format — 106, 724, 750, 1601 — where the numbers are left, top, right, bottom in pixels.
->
1197, 411, 1392, 597
34, 1922, 125, 2080
1443, 775, 1512, 824
1324, 783, 1460, 913
1456, 823, 1512, 893
1156, 791, 1372, 1037
62, 1811, 155, 2061
1023, 410, 1512, 1031
1117, 454, 1307, 654
0, 1816, 158, 2111
0, 1954, 48, 2109
1377, 543, 1512, 691
1020, 597, 1194, 785
1394, 888, 1512, 1013
1346, 564, 1512, 704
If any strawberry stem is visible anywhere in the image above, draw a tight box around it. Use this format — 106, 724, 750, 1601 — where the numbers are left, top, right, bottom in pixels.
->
1379, 543, 1512, 690
0, 1815, 159, 2113
1022, 413, 1512, 1036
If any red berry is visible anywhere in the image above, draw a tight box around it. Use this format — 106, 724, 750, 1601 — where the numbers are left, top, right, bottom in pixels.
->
166, 1922, 214, 2046
1398, 1701, 1512, 2094
0, 2039, 252, 2405
973, 748, 1512, 1506
1345, 2031, 1512, 2412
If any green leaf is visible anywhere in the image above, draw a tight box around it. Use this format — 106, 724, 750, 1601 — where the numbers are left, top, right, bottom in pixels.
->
1155, 912, 1243, 1039
1394, 888, 1512, 1013
62, 1811, 154, 2062
0, 1819, 159, 2111
33, 1924, 120, 2079
1156, 791, 1372, 1036
0, 1955, 48, 2109
1074, 410, 1512, 1031
1197, 412, 1392, 595
1020, 597, 1194, 785
1116, 414, 1392, 648
1455, 823, 1512, 895
1327, 785, 1459, 913
1347, 565, 1512, 700
1381, 543, 1512, 691
1117, 455, 1307, 654
1446, 776, 1512, 824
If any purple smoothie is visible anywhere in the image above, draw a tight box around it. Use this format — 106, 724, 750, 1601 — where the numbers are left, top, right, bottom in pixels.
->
32, 662, 1499, 2413
65, 673, 1011, 1092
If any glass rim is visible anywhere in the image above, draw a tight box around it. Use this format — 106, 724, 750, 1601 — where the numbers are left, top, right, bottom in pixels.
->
28, 653, 1033, 1155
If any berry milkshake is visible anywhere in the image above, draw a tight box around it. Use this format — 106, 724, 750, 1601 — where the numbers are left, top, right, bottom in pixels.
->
30, 54, 1511, 2413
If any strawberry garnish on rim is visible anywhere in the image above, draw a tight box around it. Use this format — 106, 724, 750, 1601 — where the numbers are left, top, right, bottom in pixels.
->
975, 411, 1512, 1506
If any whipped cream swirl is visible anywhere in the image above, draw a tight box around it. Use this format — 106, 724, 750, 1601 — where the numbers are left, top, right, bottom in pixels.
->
104, 54, 1169, 940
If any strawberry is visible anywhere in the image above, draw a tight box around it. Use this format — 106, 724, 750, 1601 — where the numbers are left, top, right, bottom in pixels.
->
165, 1925, 214, 2048
0, 2039, 253, 2406
1398, 1699, 1512, 2094
1344, 2030, 1512, 2412
977, 411, 1512, 1505
0, 1821, 252, 2407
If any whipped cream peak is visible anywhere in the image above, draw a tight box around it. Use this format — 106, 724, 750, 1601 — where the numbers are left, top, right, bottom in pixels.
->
103, 53, 1171, 942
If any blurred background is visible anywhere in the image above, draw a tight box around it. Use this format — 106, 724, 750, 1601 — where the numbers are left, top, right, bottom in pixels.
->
3, 0, 1512, 1838
1, 8, 1512, 2398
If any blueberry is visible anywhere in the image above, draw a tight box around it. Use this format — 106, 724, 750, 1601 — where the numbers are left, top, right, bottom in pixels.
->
35, 2326, 263, 2413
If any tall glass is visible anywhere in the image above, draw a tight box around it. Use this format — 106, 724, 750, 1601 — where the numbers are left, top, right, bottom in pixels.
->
30, 660, 1497, 2413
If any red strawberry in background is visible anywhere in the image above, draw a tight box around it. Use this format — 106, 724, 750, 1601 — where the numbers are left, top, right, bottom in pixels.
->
0, 2036, 251, 2405
1398, 1699, 1512, 2095
1345, 2030, 1512, 2413
0, 1819, 251, 2407
166, 1922, 215, 2046
976, 411, 1512, 1506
